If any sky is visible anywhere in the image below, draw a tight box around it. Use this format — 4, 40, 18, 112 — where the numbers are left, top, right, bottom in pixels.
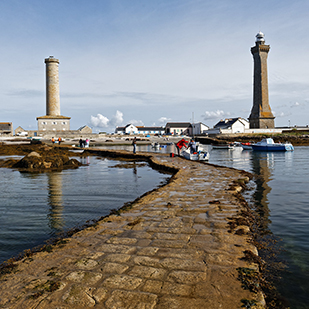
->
1, 0, 309, 133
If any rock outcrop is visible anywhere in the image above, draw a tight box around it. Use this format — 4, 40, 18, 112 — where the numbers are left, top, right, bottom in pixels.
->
0, 144, 82, 170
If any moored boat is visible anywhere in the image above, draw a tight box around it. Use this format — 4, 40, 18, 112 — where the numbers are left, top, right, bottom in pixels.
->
151, 142, 160, 149
241, 142, 253, 150
181, 147, 209, 161
212, 144, 234, 150
251, 138, 294, 151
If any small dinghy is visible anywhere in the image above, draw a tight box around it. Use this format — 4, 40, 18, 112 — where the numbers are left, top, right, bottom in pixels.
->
241, 142, 253, 150
212, 144, 234, 149
151, 142, 160, 149
181, 147, 209, 161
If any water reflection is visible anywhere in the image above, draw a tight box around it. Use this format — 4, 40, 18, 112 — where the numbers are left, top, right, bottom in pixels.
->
133, 162, 138, 182
47, 172, 64, 232
0, 156, 170, 264
250, 152, 273, 225
80, 156, 90, 165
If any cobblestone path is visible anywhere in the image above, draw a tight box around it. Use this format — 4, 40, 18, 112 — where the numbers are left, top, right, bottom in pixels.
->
0, 152, 264, 309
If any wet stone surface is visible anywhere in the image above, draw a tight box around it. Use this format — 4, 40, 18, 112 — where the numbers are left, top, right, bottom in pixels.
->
0, 151, 264, 309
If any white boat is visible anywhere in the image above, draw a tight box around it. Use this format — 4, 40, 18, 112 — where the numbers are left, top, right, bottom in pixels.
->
233, 142, 242, 147
151, 142, 160, 148
70, 149, 84, 153
241, 142, 253, 150
251, 138, 294, 151
181, 147, 209, 161
212, 144, 234, 149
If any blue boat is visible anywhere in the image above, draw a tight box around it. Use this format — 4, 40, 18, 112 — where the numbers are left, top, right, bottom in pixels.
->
252, 138, 294, 151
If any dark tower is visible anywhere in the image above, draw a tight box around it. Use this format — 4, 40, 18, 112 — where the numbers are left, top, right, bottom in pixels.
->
249, 32, 275, 129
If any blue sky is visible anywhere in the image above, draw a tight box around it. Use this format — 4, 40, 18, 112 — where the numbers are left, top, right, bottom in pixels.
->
1, 0, 309, 133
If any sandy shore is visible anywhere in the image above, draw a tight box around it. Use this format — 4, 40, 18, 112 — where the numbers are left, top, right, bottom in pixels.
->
0, 149, 265, 308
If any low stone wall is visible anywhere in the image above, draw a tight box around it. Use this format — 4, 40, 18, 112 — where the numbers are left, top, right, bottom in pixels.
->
0, 150, 265, 308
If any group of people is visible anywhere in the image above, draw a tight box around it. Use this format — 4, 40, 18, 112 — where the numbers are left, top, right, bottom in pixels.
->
51, 137, 62, 145
79, 138, 90, 148
131, 137, 197, 155
176, 138, 197, 155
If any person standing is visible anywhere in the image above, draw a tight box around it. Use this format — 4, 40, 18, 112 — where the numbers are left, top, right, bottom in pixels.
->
58, 137, 62, 145
176, 138, 188, 155
51, 137, 55, 144
132, 137, 137, 154
188, 139, 197, 154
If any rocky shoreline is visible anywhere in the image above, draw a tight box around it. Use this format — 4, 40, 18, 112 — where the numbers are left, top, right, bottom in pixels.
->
0, 145, 267, 308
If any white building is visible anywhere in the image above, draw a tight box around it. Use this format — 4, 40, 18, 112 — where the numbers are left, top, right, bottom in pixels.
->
207, 118, 250, 134
192, 122, 209, 135
115, 124, 138, 135
115, 124, 165, 135
136, 126, 165, 135
165, 122, 192, 135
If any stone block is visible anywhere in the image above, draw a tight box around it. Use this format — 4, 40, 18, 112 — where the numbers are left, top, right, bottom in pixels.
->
103, 275, 143, 290
103, 253, 131, 263
161, 282, 192, 296
75, 258, 98, 269
100, 262, 129, 274
136, 247, 159, 256
105, 290, 157, 309
96, 244, 136, 254
106, 237, 138, 245
62, 284, 96, 307
153, 233, 190, 241
128, 265, 166, 280
161, 258, 206, 271
133, 256, 161, 268
166, 270, 206, 284
150, 239, 186, 249
141, 280, 163, 294
136, 239, 152, 247
155, 296, 209, 309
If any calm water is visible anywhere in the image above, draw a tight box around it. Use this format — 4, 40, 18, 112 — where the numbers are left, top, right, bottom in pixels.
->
0, 156, 170, 264
206, 145, 309, 309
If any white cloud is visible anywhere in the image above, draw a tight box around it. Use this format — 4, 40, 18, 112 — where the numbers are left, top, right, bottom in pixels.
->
129, 119, 144, 126
290, 101, 300, 107
202, 110, 230, 120
90, 114, 110, 128
158, 116, 172, 124
89, 110, 124, 129
275, 111, 288, 118
110, 110, 124, 126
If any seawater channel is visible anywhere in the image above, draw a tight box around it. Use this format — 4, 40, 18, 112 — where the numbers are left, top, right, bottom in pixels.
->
1, 144, 308, 308
0, 155, 171, 264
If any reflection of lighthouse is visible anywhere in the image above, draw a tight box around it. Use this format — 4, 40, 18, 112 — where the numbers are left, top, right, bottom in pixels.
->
47, 172, 65, 231
251, 152, 273, 229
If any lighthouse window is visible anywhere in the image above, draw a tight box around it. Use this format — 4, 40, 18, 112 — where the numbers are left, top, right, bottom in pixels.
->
62, 122, 66, 125
52, 122, 57, 125
41, 122, 47, 125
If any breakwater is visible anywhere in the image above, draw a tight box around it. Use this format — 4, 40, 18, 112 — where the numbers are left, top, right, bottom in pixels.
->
0, 149, 264, 309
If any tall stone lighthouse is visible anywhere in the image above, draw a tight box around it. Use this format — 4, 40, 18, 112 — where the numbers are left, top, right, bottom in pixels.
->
37, 56, 70, 133
249, 32, 275, 129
